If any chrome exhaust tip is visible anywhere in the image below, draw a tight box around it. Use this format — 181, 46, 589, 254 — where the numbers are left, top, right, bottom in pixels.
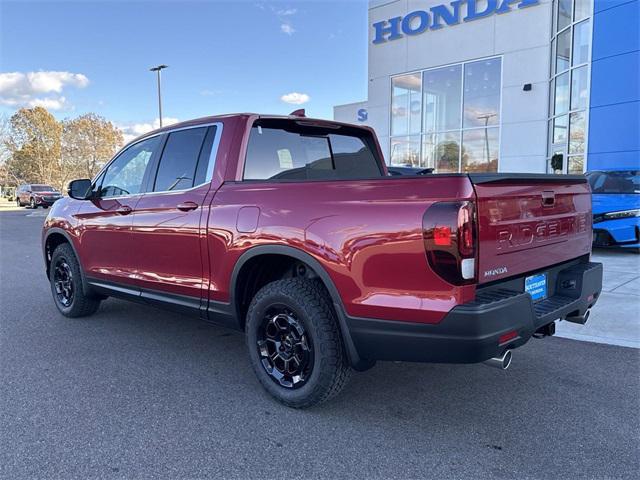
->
483, 350, 512, 370
565, 309, 590, 325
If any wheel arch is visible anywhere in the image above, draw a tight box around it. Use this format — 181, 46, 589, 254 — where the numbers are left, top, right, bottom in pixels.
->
230, 245, 369, 370
43, 228, 90, 296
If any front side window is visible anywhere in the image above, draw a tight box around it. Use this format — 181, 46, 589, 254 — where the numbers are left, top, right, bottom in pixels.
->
153, 127, 208, 192
99, 136, 160, 198
243, 121, 382, 181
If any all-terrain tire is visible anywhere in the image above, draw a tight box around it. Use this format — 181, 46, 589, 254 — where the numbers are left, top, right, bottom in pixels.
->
50, 243, 101, 318
245, 278, 351, 408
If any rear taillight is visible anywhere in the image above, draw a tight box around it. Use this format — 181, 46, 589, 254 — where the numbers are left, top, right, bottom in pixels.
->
423, 201, 477, 285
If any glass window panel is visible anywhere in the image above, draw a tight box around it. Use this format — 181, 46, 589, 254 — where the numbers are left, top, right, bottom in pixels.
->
154, 127, 207, 192
574, 0, 591, 22
554, 71, 570, 115
570, 65, 589, 110
556, 28, 571, 72
558, 0, 572, 31
569, 111, 586, 153
423, 132, 460, 172
553, 115, 569, 144
572, 20, 590, 66
390, 136, 421, 167
550, 38, 556, 75
99, 136, 160, 198
391, 74, 422, 136
461, 127, 499, 173
243, 126, 382, 180
568, 155, 584, 174
552, 0, 557, 34
463, 58, 501, 128
423, 65, 462, 133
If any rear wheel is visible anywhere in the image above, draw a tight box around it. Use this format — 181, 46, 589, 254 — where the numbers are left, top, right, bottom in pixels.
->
50, 243, 101, 317
246, 278, 351, 408
29, 198, 36, 209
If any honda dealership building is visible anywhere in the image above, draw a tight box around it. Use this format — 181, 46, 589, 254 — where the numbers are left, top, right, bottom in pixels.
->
334, 0, 639, 174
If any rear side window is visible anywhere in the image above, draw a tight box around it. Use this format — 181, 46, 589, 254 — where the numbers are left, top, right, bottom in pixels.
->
153, 127, 208, 192
243, 121, 382, 181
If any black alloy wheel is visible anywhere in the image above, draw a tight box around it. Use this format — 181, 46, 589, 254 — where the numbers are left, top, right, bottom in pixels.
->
245, 278, 351, 408
49, 243, 101, 317
257, 305, 314, 389
53, 258, 74, 308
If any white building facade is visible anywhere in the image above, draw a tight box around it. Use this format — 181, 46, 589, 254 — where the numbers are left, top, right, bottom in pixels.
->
334, 0, 639, 174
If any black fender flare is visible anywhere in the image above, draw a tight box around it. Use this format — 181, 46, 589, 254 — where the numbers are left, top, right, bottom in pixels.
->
230, 245, 372, 370
43, 228, 91, 296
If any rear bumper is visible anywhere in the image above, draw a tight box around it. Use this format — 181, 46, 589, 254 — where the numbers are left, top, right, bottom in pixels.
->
345, 261, 603, 364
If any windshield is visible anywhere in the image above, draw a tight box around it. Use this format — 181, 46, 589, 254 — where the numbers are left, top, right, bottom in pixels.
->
587, 171, 640, 194
31, 185, 57, 192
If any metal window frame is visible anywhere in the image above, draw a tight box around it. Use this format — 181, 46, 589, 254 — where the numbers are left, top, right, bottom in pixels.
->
91, 122, 224, 200
547, 0, 594, 174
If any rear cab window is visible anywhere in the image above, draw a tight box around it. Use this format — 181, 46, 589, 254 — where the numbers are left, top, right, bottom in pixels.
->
243, 119, 384, 181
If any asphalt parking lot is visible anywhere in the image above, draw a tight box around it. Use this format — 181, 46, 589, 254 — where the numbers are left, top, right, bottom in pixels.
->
1, 209, 639, 479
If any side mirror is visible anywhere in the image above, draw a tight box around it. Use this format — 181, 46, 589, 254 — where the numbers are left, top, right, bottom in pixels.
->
67, 179, 93, 200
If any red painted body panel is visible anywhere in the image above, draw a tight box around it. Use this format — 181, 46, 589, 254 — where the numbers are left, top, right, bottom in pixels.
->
474, 182, 592, 283
74, 195, 143, 286
132, 185, 210, 298
207, 177, 477, 323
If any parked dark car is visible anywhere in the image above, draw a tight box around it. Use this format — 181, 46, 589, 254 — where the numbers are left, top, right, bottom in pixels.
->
16, 184, 62, 208
587, 170, 640, 250
42, 113, 602, 407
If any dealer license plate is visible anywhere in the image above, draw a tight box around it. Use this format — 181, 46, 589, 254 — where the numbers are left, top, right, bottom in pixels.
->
525, 273, 547, 302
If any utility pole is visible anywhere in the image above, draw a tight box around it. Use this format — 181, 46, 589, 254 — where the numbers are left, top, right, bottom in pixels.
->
149, 65, 168, 127
477, 113, 497, 164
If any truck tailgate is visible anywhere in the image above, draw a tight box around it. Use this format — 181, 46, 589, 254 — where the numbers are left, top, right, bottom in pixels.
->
470, 174, 592, 284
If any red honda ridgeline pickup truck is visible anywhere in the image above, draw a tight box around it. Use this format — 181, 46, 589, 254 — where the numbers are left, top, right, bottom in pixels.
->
43, 113, 603, 407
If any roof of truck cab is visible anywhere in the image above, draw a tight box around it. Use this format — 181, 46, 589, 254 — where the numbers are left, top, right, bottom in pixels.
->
131, 113, 368, 144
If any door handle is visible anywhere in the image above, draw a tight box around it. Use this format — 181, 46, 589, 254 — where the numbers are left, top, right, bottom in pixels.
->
177, 201, 198, 212
116, 205, 132, 215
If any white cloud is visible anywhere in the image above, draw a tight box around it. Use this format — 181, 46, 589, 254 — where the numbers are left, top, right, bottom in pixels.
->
280, 92, 310, 105
118, 117, 180, 144
258, 4, 298, 35
0, 71, 89, 110
280, 23, 296, 35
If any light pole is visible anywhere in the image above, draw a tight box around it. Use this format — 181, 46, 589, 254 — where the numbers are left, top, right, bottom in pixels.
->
477, 113, 497, 165
149, 65, 168, 127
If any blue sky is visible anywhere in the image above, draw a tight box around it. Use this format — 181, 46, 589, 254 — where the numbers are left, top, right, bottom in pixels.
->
0, 0, 368, 138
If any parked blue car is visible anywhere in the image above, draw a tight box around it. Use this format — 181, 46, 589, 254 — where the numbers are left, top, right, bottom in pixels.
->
587, 170, 640, 251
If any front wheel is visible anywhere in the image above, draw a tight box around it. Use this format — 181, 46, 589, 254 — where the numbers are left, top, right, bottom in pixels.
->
50, 243, 101, 317
246, 278, 351, 408
16, 197, 21, 207
29, 198, 36, 209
